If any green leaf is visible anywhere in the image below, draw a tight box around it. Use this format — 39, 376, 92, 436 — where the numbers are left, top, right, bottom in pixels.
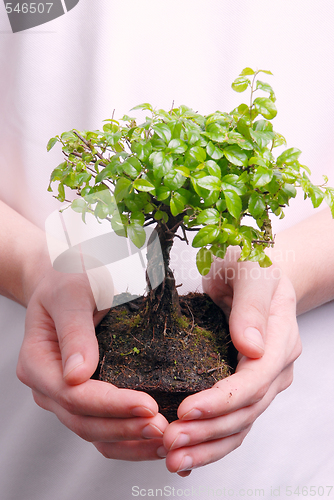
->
252, 166, 273, 187
248, 192, 266, 217
47, 137, 58, 152
250, 129, 275, 149
168, 139, 187, 154
248, 156, 269, 168
192, 225, 220, 247
154, 210, 167, 221
114, 177, 132, 202
256, 80, 276, 101
272, 132, 287, 148
95, 164, 116, 183
210, 243, 227, 259
253, 97, 277, 119
130, 212, 145, 226
232, 76, 251, 93
197, 175, 221, 191
231, 103, 250, 119
239, 237, 252, 261
310, 186, 324, 208
122, 160, 139, 178
131, 141, 152, 161
224, 190, 242, 219
325, 188, 334, 217
216, 198, 227, 212
240, 67, 255, 76
259, 69, 273, 76
258, 254, 273, 268
196, 247, 213, 276
206, 141, 224, 160
153, 123, 172, 144
221, 174, 246, 196
205, 160, 221, 178
163, 170, 185, 190
223, 145, 248, 167
253, 119, 273, 132
131, 103, 153, 112
197, 208, 220, 225
175, 166, 190, 177
94, 201, 110, 219
128, 224, 146, 248
133, 179, 155, 192
184, 122, 201, 145
202, 190, 220, 208
280, 183, 297, 201
105, 131, 122, 147
188, 146, 207, 163
277, 148, 302, 165
204, 123, 228, 142
156, 186, 171, 200
71, 198, 87, 213
61, 131, 77, 142
57, 183, 65, 202
170, 195, 185, 216
127, 156, 142, 171
151, 151, 173, 177
227, 131, 254, 150
237, 117, 252, 140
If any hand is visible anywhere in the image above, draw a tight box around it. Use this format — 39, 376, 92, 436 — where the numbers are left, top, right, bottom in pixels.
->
162, 251, 302, 476
17, 268, 168, 461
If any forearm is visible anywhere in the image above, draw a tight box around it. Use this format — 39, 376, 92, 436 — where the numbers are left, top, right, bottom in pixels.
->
0, 200, 51, 307
270, 207, 334, 315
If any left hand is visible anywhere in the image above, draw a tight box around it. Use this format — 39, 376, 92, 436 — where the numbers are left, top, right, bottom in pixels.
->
161, 253, 302, 476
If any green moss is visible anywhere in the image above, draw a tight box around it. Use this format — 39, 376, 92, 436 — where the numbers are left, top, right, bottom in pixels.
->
173, 313, 191, 330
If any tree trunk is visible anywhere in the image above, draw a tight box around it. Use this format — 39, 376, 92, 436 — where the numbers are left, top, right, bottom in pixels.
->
145, 215, 182, 331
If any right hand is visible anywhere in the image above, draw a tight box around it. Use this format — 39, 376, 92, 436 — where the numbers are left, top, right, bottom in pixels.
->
17, 268, 168, 461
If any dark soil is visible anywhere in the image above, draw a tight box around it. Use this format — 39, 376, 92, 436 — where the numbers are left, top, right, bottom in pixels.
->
95, 292, 237, 422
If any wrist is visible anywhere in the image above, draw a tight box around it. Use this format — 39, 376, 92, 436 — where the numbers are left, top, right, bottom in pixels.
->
21, 235, 52, 306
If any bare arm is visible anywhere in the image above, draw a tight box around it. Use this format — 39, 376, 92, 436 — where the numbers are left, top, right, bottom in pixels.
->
0, 199, 49, 306
270, 207, 334, 315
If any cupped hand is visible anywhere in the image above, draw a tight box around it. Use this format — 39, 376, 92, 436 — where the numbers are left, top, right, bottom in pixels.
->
17, 268, 168, 461
162, 252, 302, 476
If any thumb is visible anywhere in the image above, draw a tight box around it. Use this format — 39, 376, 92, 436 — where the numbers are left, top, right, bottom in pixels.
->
47, 272, 113, 386
228, 266, 279, 359
53, 301, 101, 385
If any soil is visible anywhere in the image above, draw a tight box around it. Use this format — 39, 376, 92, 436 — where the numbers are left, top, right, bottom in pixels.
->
95, 291, 237, 422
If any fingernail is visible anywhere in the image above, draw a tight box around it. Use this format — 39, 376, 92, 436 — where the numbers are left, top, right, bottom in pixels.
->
157, 446, 168, 458
177, 455, 193, 472
142, 424, 164, 439
63, 353, 84, 378
131, 406, 155, 417
170, 433, 190, 450
181, 408, 203, 420
243, 327, 265, 351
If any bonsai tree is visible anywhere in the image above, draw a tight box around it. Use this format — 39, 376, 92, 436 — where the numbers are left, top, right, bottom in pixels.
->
47, 67, 334, 419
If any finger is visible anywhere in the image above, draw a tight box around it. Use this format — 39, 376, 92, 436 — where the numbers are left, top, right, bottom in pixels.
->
228, 263, 283, 358
176, 282, 299, 422
165, 426, 251, 473
164, 365, 293, 451
33, 389, 168, 442
202, 259, 233, 317
18, 322, 160, 418
94, 439, 165, 461
45, 273, 103, 385
176, 364, 273, 421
